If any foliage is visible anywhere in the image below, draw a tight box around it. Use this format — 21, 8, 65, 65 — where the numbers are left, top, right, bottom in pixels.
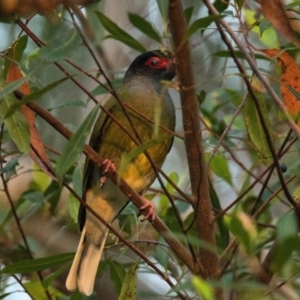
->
1, 1, 300, 300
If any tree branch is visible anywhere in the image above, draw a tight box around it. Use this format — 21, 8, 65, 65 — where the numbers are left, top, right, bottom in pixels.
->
168, 1, 223, 299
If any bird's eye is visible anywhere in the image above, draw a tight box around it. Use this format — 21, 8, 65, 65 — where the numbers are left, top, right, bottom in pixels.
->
149, 58, 159, 67
145, 56, 169, 69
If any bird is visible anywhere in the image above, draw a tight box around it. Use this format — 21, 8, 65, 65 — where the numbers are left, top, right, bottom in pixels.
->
66, 50, 176, 296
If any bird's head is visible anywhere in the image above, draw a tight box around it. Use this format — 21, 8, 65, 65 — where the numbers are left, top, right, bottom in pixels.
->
123, 50, 176, 84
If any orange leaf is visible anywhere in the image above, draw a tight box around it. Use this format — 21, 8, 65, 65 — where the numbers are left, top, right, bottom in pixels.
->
6, 61, 56, 180
257, 49, 300, 116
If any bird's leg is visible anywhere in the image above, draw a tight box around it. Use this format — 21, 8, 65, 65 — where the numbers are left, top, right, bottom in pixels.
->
99, 159, 116, 187
139, 198, 156, 223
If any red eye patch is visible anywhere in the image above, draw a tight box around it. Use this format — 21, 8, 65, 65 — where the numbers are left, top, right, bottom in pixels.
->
145, 56, 170, 69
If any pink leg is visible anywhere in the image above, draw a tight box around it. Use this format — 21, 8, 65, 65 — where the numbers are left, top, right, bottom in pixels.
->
100, 159, 116, 186
140, 197, 156, 223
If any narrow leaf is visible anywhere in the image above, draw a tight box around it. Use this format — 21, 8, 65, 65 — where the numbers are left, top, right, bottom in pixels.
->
5, 77, 69, 118
128, 13, 161, 43
56, 102, 101, 181
184, 6, 194, 26
3, 35, 28, 79
95, 11, 146, 53
156, 0, 169, 21
244, 93, 273, 165
181, 15, 223, 47
0, 77, 27, 103
0, 253, 74, 274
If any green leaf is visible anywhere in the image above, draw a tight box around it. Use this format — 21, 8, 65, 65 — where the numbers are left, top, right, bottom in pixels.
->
3, 35, 28, 79
109, 260, 126, 295
128, 13, 161, 43
0, 77, 28, 103
213, 50, 268, 61
0, 253, 74, 274
156, 0, 169, 21
37, 29, 81, 62
0, 155, 20, 179
243, 94, 273, 165
43, 264, 69, 288
277, 212, 298, 242
259, 19, 272, 37
4, 77, 69, 118
44, 180, 62, 215
70, 291, 97, 300
119, 262, 138, 300
55, 102, 101, 181
181, 15, 223, 47
206, 153, 232, 185
273, 235, 300, 273
48, 99, 86, 111
0, 80, 30, 154
24, 280, 64, 299
95, 11, 146, 53
91, 78, 122, 97
235, 0, 245, 10
68, 164, 83, 222
213, 0, 229, 12
184, 6, 194, 26
166, 171, 179, 194
225, 212, 257, 255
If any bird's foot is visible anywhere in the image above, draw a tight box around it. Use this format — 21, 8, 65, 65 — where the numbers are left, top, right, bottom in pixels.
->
99, 159, 116, 187
140, 198, 156, 223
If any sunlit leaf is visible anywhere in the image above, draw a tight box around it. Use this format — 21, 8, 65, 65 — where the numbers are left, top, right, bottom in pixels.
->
192, 276, 216, 300
225, 212, 257, 255
24, 280, 64, 299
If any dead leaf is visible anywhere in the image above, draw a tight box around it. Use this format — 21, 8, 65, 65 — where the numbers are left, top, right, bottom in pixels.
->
257, 49, 300, 118
6, 60, 56, 180
257, 0, 300, 47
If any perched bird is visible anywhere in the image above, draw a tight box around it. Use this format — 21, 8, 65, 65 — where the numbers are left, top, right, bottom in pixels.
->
66, 50, 176, 296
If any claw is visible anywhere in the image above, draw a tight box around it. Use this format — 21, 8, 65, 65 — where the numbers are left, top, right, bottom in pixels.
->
140, 198, 156, 223
99, 159, 116, 187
